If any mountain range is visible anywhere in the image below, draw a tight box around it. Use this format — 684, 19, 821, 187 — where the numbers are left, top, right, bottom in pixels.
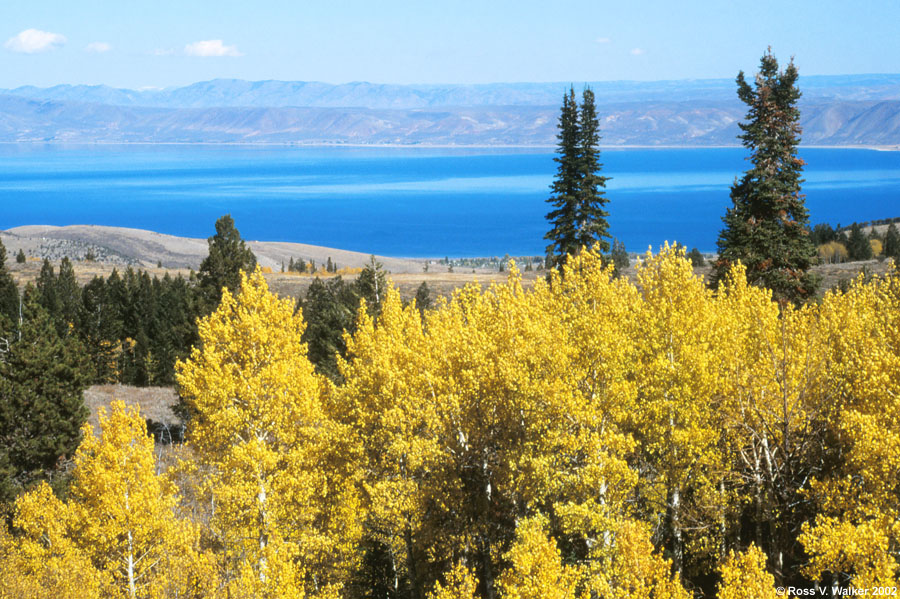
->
2, 75, 900, 146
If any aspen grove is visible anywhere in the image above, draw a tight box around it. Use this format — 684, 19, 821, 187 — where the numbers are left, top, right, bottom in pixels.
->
2, 246, 899, 598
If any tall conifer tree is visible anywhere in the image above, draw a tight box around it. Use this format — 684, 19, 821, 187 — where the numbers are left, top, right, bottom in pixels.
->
574, 88, 611, 253
545, 87, 581, 268
713, 50, 818, 303
198, 214, 257, 310
545, 86, 611, 268
0, 238, 18, 327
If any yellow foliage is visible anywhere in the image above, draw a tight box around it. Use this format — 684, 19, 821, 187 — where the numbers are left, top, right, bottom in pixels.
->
1, 487, 106, 599
717, 544, 778, 599
260, 265, 274, 273
818, 241, 848, 263
870, 238, 883, 256
9, 401, 205, 599
176, 267, 362, 598
497, 515, 578, 599
583, 519, 690, 599
799, 273, 900, 586
429, 563, 479, 599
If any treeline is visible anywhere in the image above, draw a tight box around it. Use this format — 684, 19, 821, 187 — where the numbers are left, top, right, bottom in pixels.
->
3, 248, 899, 598
811, 220, 900, 263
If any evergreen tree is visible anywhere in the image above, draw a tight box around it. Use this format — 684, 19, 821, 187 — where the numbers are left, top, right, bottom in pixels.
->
544, 87, 581, 269
298, 277, 359, 381
688, 248, 706, 267
610, 238, 630, 272
712, 50, 818, 304
16, 249, 26, 264
574, 87, 611, 253
545, 86, 610, 269
55, 257, 82, 334
0, 290, 92, 503
883, 222, 900, 260
414, 281, 432, 315
0, 239, 18, 327
809, 223, 836, 246
846, 222, 873, 261
197, 214, 257, 310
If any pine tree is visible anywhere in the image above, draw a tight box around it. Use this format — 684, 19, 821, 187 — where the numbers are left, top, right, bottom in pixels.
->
713, 50, 818, 304
0, 290, 92, 503
846, 222, 873, 261
16, 248, 26, 264
197, 214, 257, 310
574, 87, 611, 253
0, 238, 18, 327
544, 87, 581, 268
545, 87, 611, 269
610, 238, 630, 273
883, 222, 900, 260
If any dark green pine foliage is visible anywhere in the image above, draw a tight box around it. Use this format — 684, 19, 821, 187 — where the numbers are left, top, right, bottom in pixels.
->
0, 288, 92, 503
713, 50, 819, 304
55, 257, 82, 334
299, 277, 360, 381
16, 249, 26, 264
883, 222, 900, 260
846, 223, 873, 261
610, 238, 629, 273
0, 239, 19, 327
36, 259, 60, 318
688, 248, 706, 267
574, 88, 611, 253
544, 87, 581, 268
299, 259, 390, 381
545, 87, 611, 268
198, 214, 257, 310
414, 281, 432, 315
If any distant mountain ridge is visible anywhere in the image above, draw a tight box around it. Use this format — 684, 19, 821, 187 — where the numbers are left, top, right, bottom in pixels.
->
1, 76, 900, 146
4, 74, 900, 109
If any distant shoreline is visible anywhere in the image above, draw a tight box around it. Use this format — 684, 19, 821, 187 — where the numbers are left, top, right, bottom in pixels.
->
1, 141, 898, 151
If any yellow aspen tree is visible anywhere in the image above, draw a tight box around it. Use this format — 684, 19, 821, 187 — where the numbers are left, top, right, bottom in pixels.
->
496, 515, 578, 599
583, 519, 690, 599
11, 402, 208, 599
2, 483, 106, 599
339, 261, 650, 598
717, 544, 778, 599
65, 400, 206, 599
176, 267, 362, 599
800, 274, 900, 587
713, 261, 835, 581
428, 563, 479, 599
628, 245, 726, 576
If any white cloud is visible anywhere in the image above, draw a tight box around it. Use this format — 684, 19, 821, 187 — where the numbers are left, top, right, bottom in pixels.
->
184, 39, 243, 57
86, 41, 112, 53
4, 28, 67, 54
596, 37, 611, 44
630, 47, 645, 56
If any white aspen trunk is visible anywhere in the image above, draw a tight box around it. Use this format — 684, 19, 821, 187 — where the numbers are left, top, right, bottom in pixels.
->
125, 488, 136, 599
671, 485, 683, 577
258, 477, 268, 583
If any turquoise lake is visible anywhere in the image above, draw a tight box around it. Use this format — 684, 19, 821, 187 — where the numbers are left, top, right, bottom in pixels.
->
0, 145, 898, 257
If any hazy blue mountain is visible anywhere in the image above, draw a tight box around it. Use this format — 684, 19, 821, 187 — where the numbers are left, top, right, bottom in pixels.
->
3, 74, 900, 110
1, 75, 900, 146
2, 93, 899, 146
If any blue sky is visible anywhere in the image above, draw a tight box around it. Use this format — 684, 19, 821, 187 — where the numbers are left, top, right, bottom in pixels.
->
3, 0, 899, 88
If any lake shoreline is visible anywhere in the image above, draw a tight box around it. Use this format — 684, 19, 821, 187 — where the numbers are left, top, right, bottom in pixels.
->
0, 141, 898, 152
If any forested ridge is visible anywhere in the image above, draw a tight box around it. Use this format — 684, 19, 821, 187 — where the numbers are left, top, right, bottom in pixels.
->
1, 244, 899, 598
